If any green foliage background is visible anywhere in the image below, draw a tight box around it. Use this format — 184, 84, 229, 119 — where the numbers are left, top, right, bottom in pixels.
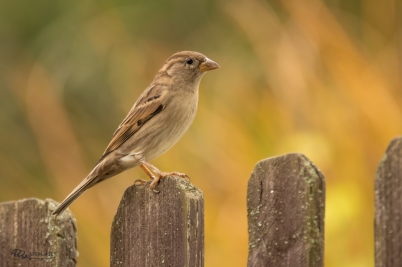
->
1, 0, 402, 266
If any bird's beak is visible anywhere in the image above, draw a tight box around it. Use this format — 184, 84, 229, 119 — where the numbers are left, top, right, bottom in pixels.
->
199, 58, 220, 72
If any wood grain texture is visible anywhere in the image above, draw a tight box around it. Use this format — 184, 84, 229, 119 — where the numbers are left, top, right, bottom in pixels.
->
110, 176, 204, 267
0, 198, 77, 267
375, 137, 402, 267
247, 153, 325, 267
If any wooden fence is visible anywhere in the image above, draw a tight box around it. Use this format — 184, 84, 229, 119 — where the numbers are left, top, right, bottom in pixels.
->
1, 137, 402, 266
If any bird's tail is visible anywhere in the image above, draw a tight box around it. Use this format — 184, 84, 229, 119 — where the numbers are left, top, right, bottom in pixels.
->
52, 174, 98, 217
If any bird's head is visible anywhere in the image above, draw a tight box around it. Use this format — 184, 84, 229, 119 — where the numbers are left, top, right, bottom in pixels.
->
156, 51, 219, 85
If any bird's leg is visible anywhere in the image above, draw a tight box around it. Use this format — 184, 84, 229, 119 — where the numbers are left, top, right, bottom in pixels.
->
134, 165, 156, 186
140, 164, 156, 180
139, 159, 190, 188
133, 153, 155, 186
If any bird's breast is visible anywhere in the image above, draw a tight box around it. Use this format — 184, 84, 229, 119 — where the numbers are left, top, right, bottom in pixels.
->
153, 92, 198, 152
128, 90, 199, 161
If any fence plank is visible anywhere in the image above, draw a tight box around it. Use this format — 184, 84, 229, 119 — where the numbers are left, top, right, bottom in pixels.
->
0, 198, 77, 267
375, 137, 402, 267
110, 176, 204, 267
247, 153, 325, 267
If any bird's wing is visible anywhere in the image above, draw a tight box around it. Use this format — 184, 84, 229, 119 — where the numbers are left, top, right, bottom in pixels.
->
99, 84, 167, 161
113, 84, 165, 135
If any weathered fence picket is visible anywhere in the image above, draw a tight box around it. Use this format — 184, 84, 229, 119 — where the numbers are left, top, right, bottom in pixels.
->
110, 176, 204, 267
0, 198, 77, 267
1, 137, 402, 266
375, 137, 402, 267
247, 153, 325, 267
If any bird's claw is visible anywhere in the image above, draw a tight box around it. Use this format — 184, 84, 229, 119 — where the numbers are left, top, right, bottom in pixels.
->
151, 187, 160, 194
134, 179, 149, 187
138, 161, 190, 193
176, 172, 190, 181
135, 178, 160, 193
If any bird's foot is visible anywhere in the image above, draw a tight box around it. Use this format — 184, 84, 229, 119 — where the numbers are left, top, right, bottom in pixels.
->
134, 179, 151, 186
149, 171, 190, 188
139, 160, 190, 192
134, 178, 160, 193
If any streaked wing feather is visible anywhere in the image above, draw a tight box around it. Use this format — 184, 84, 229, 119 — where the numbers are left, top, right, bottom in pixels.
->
99, 85, 167, 161
113, 84, 165, 136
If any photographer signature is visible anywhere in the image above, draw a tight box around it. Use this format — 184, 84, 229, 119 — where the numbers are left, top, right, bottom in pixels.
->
10, 248, 55, 260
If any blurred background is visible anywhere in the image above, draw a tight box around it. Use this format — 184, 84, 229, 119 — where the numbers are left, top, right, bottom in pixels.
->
1, 0, 401, 266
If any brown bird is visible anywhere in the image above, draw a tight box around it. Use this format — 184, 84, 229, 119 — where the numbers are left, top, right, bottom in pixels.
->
53, 51, 219, 216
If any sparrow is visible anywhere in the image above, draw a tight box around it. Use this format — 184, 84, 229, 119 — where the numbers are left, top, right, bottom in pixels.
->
53, 51, 219, 216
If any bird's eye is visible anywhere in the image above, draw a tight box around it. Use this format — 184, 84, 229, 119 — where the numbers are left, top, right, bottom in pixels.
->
185, 58, 194, 65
